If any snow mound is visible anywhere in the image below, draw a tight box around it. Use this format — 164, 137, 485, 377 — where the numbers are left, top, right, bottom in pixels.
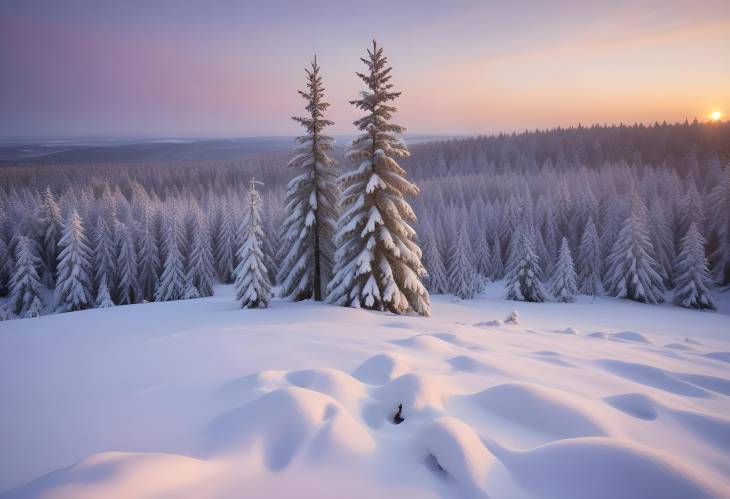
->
467, 383, 608, 438
207, 387, 374, 469
415, 417, 497, 495
447, 355, 504, 375
675, 372, 730, 395
5, 451, 216, 499
587, 331, 608, 339
216, 369, 288, 404
596, 359, 709, 397
285, 368, 367, 409
352, 352, 411, 385
391, 333, 459, 354
369, 373, 449, 424
603, 392, 658, 420
498, 437, 719, 499
611, 331, 652, 344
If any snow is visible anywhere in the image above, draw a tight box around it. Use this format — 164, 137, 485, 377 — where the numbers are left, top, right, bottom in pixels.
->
1, 283, 729, 498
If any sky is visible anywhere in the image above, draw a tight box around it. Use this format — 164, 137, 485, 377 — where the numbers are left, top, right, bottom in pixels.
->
1, 0, 729, 139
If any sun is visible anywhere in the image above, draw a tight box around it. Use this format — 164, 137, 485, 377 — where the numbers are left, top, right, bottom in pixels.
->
711, 111, 722, 121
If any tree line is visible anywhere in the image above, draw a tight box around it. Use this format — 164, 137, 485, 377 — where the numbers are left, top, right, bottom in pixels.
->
1, 42, 728, 320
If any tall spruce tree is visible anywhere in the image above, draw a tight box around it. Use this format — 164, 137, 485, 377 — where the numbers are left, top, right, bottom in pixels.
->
278, 56, 339, 301
576, 217, 603, 295
9, 236, 44, 317
604, 193, 666, 304
707, 167, 730, 284
327, 40, 430, 316
234, 179, 271, 308
551, 237, 578, 302
673, 223, 715, 310
505, 224, 546, 302
214, 199, 237, 283
54, 210, 93, 312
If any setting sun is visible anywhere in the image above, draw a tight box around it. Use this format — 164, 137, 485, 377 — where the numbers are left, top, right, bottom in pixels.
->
711, 111, 722, 121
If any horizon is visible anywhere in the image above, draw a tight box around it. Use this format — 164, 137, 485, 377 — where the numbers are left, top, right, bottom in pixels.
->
1, 0, 728, 138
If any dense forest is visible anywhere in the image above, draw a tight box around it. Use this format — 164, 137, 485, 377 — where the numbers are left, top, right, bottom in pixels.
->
1, 120, 728, 319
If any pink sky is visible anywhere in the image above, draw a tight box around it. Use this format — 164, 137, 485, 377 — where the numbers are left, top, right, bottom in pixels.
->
1, 0, 728, 138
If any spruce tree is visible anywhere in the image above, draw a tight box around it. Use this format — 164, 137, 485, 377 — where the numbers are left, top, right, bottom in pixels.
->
420, 224, 449, 294
234, 179, 271, 308
137, 203, 160, 302
55, 210, 93, 312
37, 187, 63, 287
155, 215, 186, 302
551, 237, 578, 302
9, 236, 44, 317
0, 235, 11, 296
278, 56, 339, 301
186, 209, 216, 297
448, 225, 480, 299
505, 225, 546, 302
490, 238, 504, 280
214, 200, 237, 283
91, 217, 117, 296
576, 217, 603, 295
115, 222, 140, 305
95, 276, 115, 308
327, 40, 430, 316
707, 167, 730, 284
673, 223, 715, 310
604, 194, 666, 304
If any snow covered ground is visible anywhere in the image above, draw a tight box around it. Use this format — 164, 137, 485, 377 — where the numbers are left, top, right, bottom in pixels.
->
1, 283, 729, 498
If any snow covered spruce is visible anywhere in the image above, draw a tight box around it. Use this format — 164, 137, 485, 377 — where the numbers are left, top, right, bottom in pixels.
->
277, 56, 339, 302
233, 179, 271, 309
327, 40, 431, 316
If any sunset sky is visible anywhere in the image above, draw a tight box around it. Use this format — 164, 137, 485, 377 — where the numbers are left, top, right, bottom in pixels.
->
1, 0, 728, 138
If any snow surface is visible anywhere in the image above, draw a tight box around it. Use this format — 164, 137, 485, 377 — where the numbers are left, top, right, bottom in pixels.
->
1, 283, 729, 498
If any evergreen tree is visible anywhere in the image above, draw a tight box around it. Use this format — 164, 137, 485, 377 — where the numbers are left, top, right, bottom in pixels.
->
91, 217, 116, 295
604, 194, 666, 304
214, 200, 237, 283
576, 217, 603, 295
490, 238, 504, 280
115, 222, 140, 305
448, 225, 480, 299
505, 225, 546, 302
327, 40, 430, 316
420, 225, 449, 294
551, 237, 578, 302
183, 274, 201, 299
155, 215, 186, 302
278, 56, 339, 301
673, 223, 715, 310
137, 203, 160, 302
55, 210, 93, 312
9, 236, 44, 317
186, 209, 216, 297
234, 179, 271, 308
707, 167, 730, 284
37, 187, 63, 287
474, 227, 494, 280
0, 235, 11, 296
95, 276, 115, 308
